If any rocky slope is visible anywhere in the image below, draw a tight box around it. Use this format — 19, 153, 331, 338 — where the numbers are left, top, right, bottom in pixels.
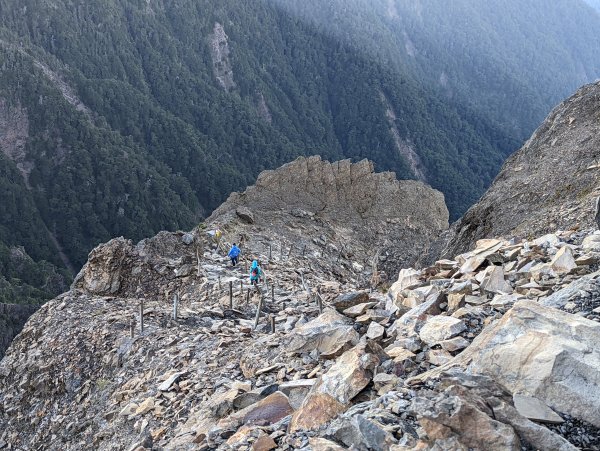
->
2, 153, 600, 450
445, 81, 600, 257
210, 156, 449, 281
2, 222, 599, 450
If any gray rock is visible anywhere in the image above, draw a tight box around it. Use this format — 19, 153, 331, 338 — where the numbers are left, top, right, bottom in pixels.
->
235, 206, 255, 224
327, 414, 397, 451
182, 233, 195, 245
413, 301, 600, 428
331, 291, 369, 312
513, 394, 564, 424
287, 309, 359, 358
542, 271, 600, 309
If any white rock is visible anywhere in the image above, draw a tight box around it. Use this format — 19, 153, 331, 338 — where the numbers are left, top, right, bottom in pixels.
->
366, 322, 385, 340
550, 246, 577, 274
532, 234, 562, 248
419, 316, 466, 346
513, 394, 564, 424
480, 266, 513, 295
582, 234, 600, 253
389, 268, 422, 297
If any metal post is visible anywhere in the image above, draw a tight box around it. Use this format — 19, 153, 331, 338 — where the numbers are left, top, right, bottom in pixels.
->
229, 281, 233, 309
287, 245, 293, 260
240, 280, 243, 295
173, 293, 179, 320
270, 315, 276, 333
254, 290, 264, 330
271, 284, 275, 303
246, 288, 251, 304
139, 299, 144, 334
300, 272, 312, 305
317, 292, 324, 314
196, 248, 201, 277
130, 319, 135, 338
280, 243, 283, 261
269, 243, 272, 260
218, 276, 221, 291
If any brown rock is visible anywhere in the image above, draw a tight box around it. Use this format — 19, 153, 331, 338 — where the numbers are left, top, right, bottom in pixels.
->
289, 342, 381, 432
288, 392, 346, 432
447, 293, 466, 312
252, 435, 277, 451
242, 391, 294, 425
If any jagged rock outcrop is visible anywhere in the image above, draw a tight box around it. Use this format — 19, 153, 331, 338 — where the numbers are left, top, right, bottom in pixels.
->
445, 81, 600, 257
210, 156, 449, 280
412, 301, 600, 427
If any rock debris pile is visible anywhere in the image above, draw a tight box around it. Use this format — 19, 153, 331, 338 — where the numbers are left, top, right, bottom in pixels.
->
1, 221, 599, 450
1, 156, 600, 450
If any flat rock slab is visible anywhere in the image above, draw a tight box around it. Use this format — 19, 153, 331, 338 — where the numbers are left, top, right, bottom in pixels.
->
242, 391, 293, 426
513, 394, 564, 424
331, 291, 369, 311
419, 316, 466, 346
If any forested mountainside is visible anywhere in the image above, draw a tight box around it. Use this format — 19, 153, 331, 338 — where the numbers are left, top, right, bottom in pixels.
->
274, 0, 600, 141
0, 0, 599, 305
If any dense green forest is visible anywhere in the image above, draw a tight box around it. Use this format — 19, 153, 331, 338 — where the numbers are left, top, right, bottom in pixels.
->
0, 0, 599, 305
273, 0, 600, 141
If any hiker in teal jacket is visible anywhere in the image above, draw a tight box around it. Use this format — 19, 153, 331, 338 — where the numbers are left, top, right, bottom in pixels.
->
249, 260, 263, 286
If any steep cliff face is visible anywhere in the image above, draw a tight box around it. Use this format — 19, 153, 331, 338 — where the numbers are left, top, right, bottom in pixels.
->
210, 156, 449, 279
445, 81, 600, 257
0, 303, 39, 359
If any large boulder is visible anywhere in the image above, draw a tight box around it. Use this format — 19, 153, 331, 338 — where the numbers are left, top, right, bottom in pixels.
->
410, 372, 576, 451
411, 385, 521, 451
286, 309, 359, 358
73, 237, 134, 295
412, 301, 600, 427
289, 342, 381, 432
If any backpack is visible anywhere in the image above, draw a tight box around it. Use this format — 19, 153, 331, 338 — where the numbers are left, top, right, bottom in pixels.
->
251, 267, 259, 277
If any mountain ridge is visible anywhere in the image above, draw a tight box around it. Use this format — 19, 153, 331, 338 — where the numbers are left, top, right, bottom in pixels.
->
1, 0, 600, 308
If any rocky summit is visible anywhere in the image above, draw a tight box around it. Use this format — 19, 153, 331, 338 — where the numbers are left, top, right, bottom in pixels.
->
445, 81, 600, 257
210, 156, 449, 280
1, 154, 600, 450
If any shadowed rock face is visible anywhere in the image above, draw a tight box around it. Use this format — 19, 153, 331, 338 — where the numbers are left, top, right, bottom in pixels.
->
0, 303, 39, 359
445, 81, 600, 257
210, 156, 449, 278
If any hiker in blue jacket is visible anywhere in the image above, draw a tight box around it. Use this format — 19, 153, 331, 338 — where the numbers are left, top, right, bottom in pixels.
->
249, 260, 263, 286
228, 243, 241, 267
